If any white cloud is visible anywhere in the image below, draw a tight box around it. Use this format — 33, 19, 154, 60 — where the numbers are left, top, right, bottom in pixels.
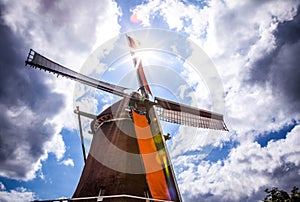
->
133, 0, 208, 36
168, 126, 230, 158
0, 182, 5, 191
174, 125, 300, 201
0, 187, 35, 202
0, 0, 121, 181
44, 133, 66, 161
132, 0, 300, 136
61, 158, 75, 167
203, 0, 300, 137
23, 132, 66, 181
2, 0, 121, 67
0, 103, 67, 181
2, 0, 122, 129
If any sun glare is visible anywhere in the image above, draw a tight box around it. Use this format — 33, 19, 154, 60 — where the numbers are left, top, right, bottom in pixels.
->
134, 49, 163, 66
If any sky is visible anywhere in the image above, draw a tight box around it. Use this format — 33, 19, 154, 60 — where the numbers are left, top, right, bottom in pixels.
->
0, 0, 300, 201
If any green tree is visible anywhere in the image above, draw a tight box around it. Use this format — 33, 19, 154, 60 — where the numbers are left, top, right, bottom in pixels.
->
290, 187, 300, 202
263, 186, 300, 202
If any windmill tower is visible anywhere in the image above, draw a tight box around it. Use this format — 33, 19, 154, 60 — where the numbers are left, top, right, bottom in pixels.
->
25, 35, 228, 202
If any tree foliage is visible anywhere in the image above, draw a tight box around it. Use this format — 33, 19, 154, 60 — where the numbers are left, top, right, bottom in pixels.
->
263, 186, 300, 202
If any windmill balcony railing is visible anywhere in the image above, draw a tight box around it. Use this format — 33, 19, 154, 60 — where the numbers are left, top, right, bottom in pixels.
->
32, 194, 175, 202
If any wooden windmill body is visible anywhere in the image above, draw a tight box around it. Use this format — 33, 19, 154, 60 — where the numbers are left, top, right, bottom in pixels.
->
25, 35, 227, 202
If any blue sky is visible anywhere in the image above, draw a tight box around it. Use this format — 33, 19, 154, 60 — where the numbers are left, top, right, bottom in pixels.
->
0, 0, 300, 201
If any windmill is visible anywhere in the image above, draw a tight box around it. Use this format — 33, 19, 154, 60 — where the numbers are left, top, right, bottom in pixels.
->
25, 35, 228, 202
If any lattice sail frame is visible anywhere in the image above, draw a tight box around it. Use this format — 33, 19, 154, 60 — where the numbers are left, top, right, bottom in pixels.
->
25, 49, 128, 97
154, 106, 227, 130
154, 97, 228, 131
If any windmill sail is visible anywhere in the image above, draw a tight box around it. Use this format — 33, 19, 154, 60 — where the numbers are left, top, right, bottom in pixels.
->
126, 35, 152, 98
25, 49, 129, 98
25, 49, 228, 131
154, 97, 228, 131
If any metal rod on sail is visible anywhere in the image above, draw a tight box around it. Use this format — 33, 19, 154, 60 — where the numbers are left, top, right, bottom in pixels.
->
75, 106, 87, 164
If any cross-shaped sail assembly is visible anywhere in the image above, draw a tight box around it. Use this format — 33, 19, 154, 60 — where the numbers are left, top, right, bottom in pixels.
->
25, 35, 228, 202
25, 48, 227, 132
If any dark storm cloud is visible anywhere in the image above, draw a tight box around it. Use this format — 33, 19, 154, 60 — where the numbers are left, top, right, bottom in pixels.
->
0, 5, 65, 179
0, 0, 121, 180
248, 8, 300, 112
248, 162, 300, 202
271, 162, 300, 190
